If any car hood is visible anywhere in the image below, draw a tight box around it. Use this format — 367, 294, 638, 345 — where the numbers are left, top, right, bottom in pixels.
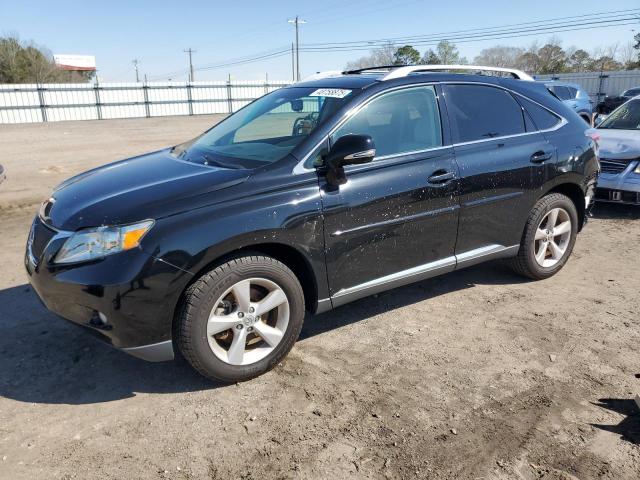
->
597, 129, 640, 160
47, 148, 250, 231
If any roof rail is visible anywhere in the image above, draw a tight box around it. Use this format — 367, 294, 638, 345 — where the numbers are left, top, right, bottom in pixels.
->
342, 65, 399, 75
382, 65, 535, 81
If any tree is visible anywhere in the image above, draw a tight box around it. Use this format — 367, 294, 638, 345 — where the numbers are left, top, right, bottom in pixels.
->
536, 43, 567, 74
620, 39, 640, 69
436, 40, 465, 64
393, 45, 420, 65
588, 55, 623, 72
421, 48, 440, 65
473, 46, 524, 68
344, 43, 396, 70
0, 35, 94, 83
567, 49, 591, 72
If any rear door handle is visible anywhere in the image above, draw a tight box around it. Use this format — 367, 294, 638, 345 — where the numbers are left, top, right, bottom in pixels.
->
530, 151, 553, 163
427, 171, 456, 184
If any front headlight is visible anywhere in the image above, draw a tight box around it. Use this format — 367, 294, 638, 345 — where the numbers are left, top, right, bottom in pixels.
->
54, 220, 154, 264
634, 162, 640, 174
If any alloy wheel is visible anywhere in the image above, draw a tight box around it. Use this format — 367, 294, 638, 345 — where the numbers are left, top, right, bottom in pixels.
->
206, 278, 290, 366
533, 207, 572, 268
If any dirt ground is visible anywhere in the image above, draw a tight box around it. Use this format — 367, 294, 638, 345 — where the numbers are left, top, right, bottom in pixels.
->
0, 116, 639, 480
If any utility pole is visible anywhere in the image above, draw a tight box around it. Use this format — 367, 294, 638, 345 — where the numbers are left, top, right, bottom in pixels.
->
184, 48, 196, 82
132, 59, 140, 82
290, 43, 295, 82
288, 16, 306, 81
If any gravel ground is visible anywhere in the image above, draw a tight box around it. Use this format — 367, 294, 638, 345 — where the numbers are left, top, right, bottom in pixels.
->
0, 117, 639, 480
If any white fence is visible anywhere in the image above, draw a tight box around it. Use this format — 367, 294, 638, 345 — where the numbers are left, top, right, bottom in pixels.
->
4, 70, 639, 124
0, 80, 292, 124
536, 69, 640, 103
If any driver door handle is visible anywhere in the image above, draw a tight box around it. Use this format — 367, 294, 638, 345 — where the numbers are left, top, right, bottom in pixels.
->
427, 170, 456, 184
530, 151, 553, 163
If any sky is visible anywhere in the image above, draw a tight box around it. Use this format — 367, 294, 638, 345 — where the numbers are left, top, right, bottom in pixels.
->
1, 0, 638, 82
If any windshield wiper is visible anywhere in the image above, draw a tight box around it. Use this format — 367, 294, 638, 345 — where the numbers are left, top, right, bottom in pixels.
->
201, 153, 244, 169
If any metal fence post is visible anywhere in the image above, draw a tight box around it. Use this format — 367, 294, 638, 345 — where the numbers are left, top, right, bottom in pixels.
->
226, 79, 233, 114
93, 80, 102, 120
36, 84, 48, 122
142, 82, 151, 118
186, 82, 194, 116
596, 73, 609, 106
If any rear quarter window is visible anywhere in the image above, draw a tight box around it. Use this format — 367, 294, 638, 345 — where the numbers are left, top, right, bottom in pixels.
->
516, 95, 563, 131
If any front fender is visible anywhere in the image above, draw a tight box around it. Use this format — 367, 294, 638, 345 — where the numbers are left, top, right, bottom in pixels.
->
140, 170, 328, 312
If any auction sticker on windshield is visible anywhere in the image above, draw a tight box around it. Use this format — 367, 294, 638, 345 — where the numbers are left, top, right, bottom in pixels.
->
309, 88, 352, 98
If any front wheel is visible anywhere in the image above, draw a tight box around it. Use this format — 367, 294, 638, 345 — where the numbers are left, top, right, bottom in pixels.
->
508, 193, 578, 280
177, 255, 305, 382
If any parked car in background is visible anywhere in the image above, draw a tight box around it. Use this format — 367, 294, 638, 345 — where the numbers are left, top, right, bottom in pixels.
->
0, 164, 5, 185
542, 81, 592, 124
596, 87, 640, 115
25, 65, 599, 382
595, 95, 640, 205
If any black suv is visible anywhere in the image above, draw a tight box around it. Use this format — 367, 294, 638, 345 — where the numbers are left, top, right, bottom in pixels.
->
26, 65, 599, 382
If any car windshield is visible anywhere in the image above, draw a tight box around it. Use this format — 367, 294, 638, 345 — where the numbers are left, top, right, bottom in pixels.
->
623, 88, 640, 97
598, 99, 640, 130
171, 86, 356, 168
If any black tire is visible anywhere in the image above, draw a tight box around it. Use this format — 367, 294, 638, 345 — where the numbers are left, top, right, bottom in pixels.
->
177, 254, 305, 382
508, 193, 579, 280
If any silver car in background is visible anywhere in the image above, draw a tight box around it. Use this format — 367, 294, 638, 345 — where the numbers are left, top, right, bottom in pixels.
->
543, 81, 593, 124
595, 96, 640, 205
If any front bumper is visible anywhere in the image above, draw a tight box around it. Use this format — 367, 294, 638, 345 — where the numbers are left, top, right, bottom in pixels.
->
25, 217, 191, 361
596, 166, 640, 205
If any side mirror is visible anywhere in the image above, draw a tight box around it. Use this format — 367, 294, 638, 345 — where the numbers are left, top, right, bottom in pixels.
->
325, 134, 376, 186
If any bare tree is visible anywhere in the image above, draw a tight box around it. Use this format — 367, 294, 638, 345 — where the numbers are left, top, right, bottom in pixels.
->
473, 46, 524, 67
619, 41, 638, 68
345, 43, 396, 70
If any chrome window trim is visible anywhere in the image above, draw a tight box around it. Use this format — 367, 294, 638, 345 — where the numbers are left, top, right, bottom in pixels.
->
292, 80, 567, 174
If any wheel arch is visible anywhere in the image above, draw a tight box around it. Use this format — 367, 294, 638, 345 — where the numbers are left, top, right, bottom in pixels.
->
543, 182, 586, 231
172, 242, 321, 339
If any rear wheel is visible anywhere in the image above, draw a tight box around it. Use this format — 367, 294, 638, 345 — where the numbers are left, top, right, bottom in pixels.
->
508, 193, 578, 280
177, 255, 305, 382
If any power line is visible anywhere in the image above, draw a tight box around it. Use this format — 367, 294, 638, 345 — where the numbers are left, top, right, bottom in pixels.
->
303, 8, 640, 47
146, 8, 639, 80
299, 20, 640, 54
300, 13, 640, 51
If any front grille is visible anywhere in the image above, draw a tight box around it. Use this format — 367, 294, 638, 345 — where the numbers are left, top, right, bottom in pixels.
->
600, 158, 630, 175
29, 217, 57, 262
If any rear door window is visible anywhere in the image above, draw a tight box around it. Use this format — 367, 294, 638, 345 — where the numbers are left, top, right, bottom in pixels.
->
444, 84, 525, 143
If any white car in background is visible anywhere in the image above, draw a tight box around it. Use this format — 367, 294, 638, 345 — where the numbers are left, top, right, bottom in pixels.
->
595, 96, 640, 205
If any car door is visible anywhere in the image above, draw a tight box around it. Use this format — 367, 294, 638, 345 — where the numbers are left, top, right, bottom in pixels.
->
442, 83, 556, 260
319, 85, 460, 306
